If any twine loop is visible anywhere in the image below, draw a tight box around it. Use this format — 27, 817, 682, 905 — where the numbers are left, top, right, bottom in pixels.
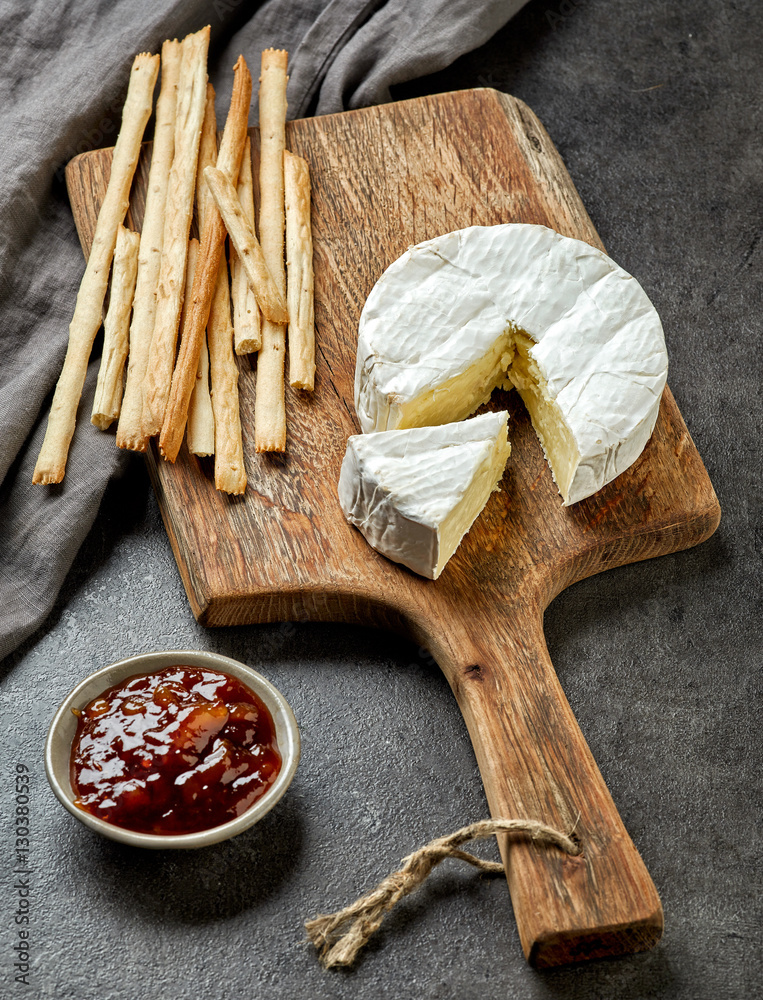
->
306, 817, 581, 969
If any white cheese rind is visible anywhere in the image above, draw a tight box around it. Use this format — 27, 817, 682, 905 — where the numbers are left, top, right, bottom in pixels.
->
338, 411, 510, 579
355, 224, 668, 505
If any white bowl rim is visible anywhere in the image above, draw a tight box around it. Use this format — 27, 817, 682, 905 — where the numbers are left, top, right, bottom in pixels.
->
44, 649, 300, 850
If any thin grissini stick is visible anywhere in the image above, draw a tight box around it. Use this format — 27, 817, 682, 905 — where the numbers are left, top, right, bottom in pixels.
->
255, 48, 288, 453
203, 165, 287, 324
230, 138, 262, 354
181, 238, 214, 455
184, 235, 215, 456
141, 26, 210, 439
187, 322, 215, 456
187, 74, 239, 479
195, 82, 217, 235
158, 55, 252, 463
284, 150, 315, 391
91, 226, 140, 429
255, 324, 287, 456
180, 240, 199, 328
185, 82, 218, 456
208, 256, 246, 494
117, 38, 181, 452
32, 51, 159, 484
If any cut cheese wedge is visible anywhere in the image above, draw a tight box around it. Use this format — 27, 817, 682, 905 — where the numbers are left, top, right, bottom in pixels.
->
355, 224, 668, 505
338, 411, 511, 580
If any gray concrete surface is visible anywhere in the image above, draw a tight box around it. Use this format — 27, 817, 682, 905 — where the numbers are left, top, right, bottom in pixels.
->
2, 0, 760, 997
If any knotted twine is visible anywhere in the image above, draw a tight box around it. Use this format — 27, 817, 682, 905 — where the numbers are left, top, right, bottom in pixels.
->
305, 818, 582, 969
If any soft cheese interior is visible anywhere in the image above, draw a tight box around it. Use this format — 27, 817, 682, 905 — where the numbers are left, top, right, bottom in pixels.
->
508, 331, 580, 501
434, 420, 511, 578
355, 224, 668, 505
393, 333, 514, 431
338, 411, 511, 579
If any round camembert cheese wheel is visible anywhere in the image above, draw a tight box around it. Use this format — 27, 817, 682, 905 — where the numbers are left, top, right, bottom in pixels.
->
355, 224, 668, 505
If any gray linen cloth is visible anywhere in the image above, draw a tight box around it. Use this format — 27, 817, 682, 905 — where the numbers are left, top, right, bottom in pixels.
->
0, 0, 525, 661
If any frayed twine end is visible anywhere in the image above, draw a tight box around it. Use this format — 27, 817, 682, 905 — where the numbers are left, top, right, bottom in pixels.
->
305, 817, 582, 969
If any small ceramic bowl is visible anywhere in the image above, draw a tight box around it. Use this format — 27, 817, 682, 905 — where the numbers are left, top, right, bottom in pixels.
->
45, 649, 300, 850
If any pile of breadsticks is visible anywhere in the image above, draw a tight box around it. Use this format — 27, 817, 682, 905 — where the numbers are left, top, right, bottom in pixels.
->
33, 27, 314, 496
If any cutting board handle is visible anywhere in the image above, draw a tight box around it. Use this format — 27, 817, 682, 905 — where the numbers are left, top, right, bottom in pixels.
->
425, 599, 663, 967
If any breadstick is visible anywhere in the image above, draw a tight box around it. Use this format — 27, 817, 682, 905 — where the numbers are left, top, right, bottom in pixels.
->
91, 226, 140, 429
179, 238, 214, 454
195, 82, 217, 234
284, 150, 315, 390
180, 240, 199, 326
255, 48, 289, 453
208, 258, 246, 494
203, 165, 287, 323
33, 51, 159, 484
141, 26, 210, 439
116, 39, 181, 452
159, 55, 251, 463
187, 327, 215, 456
185, 82, 218, 457
230, 138, 262, 353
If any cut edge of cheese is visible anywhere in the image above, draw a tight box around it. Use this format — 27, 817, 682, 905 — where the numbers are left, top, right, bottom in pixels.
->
395, 333, 514, 432
435, 418, 511, 577
337, 411, 511, 580
508, 331, 580, 501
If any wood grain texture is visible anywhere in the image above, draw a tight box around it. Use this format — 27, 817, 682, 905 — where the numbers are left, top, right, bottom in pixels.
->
65, 89, 720, 967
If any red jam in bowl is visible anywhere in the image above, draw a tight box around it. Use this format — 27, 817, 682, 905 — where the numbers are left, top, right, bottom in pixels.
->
70, 666, 282, 835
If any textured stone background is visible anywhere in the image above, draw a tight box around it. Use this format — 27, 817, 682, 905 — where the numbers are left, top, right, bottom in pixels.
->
1, 0, 760, 997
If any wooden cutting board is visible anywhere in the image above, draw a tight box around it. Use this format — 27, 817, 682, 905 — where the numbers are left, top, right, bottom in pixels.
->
66, 88, 720, 968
